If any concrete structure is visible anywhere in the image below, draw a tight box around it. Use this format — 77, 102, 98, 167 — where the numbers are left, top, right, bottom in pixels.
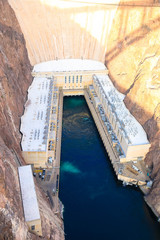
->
32, 59, 108, 92
20, 76, 59, 168
8, 0, 157, 66
92, 74, 151, 162
21, 59, 108, 168
18, 165, 42, 236
20, 59, 150, 188
8, 0, 121, 65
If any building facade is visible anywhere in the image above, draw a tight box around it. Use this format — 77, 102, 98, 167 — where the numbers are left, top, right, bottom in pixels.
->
20, 76, 58, 168
32, 59, 108, 92
91, 74, 150, 162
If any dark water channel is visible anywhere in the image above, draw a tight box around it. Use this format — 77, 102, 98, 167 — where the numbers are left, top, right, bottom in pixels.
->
59, 96, 160, 240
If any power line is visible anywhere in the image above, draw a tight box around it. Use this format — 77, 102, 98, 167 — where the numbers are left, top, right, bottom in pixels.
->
59, 0, 160, 8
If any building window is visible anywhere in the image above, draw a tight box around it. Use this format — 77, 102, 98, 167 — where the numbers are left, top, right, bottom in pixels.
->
48, 156, 53, 163
65, 76, 67, 83
31, 225, 35, 231
80, 75, 82, 83
50, 122, 55, 131
48, 140, 54, 151
69, 76, 71, 83
72, 76, 74, 83
76, 76, 78, 83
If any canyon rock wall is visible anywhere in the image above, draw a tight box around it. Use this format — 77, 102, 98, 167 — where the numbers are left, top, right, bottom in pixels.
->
8, 0, 121, 65
105, 1, 160, 216
0, 0, 64, 239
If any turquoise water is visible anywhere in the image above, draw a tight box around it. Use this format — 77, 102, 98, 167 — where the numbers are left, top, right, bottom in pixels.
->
59, 96, 160, 240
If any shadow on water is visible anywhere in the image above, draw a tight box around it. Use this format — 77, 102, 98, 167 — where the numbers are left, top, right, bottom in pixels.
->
59, 96, 160, 240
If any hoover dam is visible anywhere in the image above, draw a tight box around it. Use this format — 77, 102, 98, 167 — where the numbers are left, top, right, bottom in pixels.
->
0, 0, 160, 239
8, 0, 122, 64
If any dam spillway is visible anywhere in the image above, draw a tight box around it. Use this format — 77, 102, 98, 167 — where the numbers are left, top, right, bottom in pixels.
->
8, 0, 120, 65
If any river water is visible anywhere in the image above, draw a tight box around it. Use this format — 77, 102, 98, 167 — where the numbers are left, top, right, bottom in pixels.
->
59, 96, 160, 240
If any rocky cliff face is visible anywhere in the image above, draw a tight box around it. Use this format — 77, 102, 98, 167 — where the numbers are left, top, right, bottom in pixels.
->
105, 1, 160, 216
0, 0, 64, 239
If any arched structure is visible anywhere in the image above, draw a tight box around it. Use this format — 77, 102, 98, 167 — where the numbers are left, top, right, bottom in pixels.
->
8, 0, 120, 65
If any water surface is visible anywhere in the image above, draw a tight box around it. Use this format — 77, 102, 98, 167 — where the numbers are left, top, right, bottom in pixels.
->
59, 96, 160, 240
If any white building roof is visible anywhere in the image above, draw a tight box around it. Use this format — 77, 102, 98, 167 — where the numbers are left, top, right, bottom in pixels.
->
18, 165, 40, 222
94, 75, 149, 145
20, 77, 53, 151
33, 59, 106, 73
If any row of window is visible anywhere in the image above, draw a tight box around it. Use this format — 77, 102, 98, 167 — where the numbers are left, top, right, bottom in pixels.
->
64, 86, 82, 88
65, 75, 82, 84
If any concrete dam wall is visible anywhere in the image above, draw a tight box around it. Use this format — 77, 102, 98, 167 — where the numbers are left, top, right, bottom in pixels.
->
8, 0, 121, 65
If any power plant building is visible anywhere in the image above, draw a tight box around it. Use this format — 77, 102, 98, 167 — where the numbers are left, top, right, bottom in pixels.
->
32, 59, 108, 95
20, 76, 58, 168
92, 74, 150, 162
20, 59, 150, 169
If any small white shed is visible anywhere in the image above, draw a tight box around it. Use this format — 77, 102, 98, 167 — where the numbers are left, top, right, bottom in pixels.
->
18, 165, 42, 236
